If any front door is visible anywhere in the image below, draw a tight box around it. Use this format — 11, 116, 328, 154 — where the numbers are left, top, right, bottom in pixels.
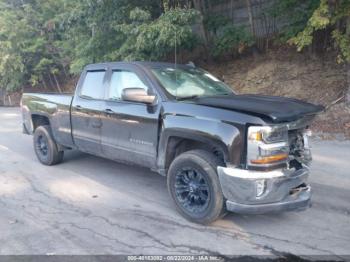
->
71, 70, 107, 155
100, 66, 160, 168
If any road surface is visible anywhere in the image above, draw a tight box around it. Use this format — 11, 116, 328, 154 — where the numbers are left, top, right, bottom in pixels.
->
0, 107, 349, 259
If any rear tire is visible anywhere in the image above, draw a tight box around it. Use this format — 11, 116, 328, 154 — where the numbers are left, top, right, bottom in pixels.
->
33, 125, 64, 166
167, 150, 226, 224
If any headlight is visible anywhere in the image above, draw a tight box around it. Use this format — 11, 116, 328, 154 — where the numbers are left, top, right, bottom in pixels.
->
247, 125, 289, 168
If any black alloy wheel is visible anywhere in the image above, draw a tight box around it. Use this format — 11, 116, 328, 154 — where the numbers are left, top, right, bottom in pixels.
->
174, 167, 210, 214
35, 134, 49, 161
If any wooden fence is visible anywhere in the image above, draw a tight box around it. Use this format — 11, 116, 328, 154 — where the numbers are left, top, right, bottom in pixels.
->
206, 0, 279, 49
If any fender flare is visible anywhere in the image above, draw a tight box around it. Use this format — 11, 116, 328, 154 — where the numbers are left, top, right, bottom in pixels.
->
157, 114, 242, 173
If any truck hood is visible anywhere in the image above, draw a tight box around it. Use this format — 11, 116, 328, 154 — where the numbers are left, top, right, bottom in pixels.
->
194, 94, 324, 123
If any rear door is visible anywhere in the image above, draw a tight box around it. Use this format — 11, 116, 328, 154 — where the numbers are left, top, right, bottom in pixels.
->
71, 69, 107, 155
100, 64, 160, 168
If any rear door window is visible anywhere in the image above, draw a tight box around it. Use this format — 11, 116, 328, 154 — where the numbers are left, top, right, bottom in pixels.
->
80, 71, 106, 99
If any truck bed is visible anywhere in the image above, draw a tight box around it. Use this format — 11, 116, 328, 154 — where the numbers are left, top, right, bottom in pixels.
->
21, 93, 75, 148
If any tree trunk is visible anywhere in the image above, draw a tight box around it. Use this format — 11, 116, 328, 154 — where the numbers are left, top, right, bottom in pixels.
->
162, 0, 169, 11
346, 63, 350, 106
246, 0, 255, 37
0, 90, 5, 106
60, 62, 68, 78
42, 77, 48, 90
346, 17, 350, 106
8, 95, 12, 106
47, 73, 55, 90
230, 0, 234, 22
52, 74, 63, 93
192, 0, 209, 53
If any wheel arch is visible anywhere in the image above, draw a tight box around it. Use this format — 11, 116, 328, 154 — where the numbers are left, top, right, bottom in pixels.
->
157, 114, 242, 175
31, 113, 51, 131
157, 130, 230, 175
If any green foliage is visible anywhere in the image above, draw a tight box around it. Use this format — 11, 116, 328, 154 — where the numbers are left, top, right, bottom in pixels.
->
269, 0, 320, 42
288, 0, 350, 63
0, 0, 199, 91
289, 0, 330, 51
5, 0, 348, 94
332, 30, 350, 63
204, 14, 230, 35
0, 0, 68, 91
115, 8, 200, 61
203, 13, 254, 57
330, 0, 350, 63
60, 0, 134, 74
129, 7, 151, 22
57, 1, 199, 73
212, 25, 254, 57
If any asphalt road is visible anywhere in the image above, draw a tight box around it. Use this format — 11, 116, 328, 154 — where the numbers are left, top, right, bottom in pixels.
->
0, 107, 349, 259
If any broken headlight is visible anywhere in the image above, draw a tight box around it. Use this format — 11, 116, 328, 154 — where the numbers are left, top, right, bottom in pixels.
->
247, 125, 289, 168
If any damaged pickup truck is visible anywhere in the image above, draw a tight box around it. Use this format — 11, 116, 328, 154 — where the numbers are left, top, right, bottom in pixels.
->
21, 62, 324, 224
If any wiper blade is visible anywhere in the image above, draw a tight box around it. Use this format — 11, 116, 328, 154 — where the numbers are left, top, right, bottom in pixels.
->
176, 95, 199, 101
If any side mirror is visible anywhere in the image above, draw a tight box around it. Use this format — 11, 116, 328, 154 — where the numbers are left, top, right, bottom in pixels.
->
121, 88, 156, 105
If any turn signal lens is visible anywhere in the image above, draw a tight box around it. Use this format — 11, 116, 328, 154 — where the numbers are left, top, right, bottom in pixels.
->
250, 153, 288, 165
248, 131, 262, 141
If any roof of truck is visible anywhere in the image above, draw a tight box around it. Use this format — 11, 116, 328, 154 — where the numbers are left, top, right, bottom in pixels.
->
84, 61, 194, 70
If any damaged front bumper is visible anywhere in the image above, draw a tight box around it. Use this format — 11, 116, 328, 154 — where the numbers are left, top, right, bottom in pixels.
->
217, 166, 311, 214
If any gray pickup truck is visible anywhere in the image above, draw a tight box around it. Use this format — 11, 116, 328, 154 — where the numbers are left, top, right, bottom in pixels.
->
21, 62, 323, 224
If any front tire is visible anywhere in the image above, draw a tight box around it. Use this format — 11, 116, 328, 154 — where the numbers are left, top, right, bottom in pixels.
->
33, 125, 64, 166
167, 150, 226, 224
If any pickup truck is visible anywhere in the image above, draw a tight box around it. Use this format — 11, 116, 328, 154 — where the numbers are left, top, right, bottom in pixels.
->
21, 62, 324, 224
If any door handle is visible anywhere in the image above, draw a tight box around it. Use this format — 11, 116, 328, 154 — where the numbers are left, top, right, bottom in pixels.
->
104, 108, 114, 114
91, 120, 102, 128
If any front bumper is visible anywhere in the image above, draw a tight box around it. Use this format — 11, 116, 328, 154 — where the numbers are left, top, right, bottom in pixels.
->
217, 166, 311, 214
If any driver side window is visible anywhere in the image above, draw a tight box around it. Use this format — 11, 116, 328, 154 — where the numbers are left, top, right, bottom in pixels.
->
108, 70, 148, 100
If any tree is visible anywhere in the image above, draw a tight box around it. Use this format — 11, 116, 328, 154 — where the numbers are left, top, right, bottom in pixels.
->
0, 0, 199, 92
0, 0, 68, 92
59, 0, 199, 72
246, 0, 255, 37
268, 0, 320, 42
289, 0, 350, 104
115, 7, 199, 61
192, 0, 209, 52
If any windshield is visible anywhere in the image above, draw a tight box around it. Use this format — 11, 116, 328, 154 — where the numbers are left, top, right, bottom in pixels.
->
151, 67, 234, 99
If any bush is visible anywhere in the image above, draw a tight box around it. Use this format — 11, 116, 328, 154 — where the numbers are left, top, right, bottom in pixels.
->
212, 25, 254, 57
268, 0, 320, 42
115, 8, 200, 61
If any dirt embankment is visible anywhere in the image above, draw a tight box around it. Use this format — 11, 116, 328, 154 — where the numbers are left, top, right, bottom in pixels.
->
203, 48, 350, 139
